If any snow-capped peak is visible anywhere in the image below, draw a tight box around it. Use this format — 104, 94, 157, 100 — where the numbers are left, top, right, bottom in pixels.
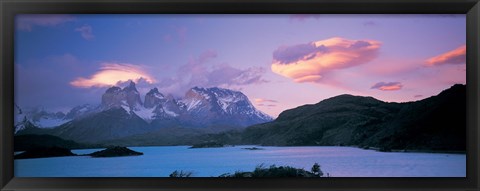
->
16, 85, 273, 133
179, 86, 272, 120
14, 104, 72, 133
151, 88, 164, 97
144, 87, 167, 109
101, 81, 143, 111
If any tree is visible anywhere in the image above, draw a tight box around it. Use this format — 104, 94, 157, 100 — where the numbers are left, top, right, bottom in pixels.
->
311, 163, 323, 177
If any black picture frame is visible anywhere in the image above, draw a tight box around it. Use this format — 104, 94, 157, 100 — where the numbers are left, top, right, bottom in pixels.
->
1, 0, 479, 190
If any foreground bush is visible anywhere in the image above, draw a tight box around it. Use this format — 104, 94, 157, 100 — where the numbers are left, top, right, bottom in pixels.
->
219, 163, 325, 178
169, 170, 194, 177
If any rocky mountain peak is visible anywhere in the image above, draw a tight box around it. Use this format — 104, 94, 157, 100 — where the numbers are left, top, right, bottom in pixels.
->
105, 86, 121, 94
144, 88, 166, 109
123, 80, 138, 92
16, 85, 274, 139
101, 81, 143, 111
147, 88, 161, 96
65, 104, 95, 120
178, 87, 273, 127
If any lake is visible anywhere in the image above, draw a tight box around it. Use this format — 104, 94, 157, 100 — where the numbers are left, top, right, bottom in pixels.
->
14, 146, 465, 177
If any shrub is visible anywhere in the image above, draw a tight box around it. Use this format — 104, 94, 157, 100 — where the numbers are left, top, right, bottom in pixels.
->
220, 163, 326, 178
169, 170, 194, 177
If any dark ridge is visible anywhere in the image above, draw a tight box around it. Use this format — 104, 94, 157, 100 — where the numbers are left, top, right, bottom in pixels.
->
14, 147, 76, 159
14, 134, 101, 152
242, 84, 466, 152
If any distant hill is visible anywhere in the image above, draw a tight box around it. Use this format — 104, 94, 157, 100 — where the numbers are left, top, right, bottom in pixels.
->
99, 127, 243, 147
14, 147, 76, 159
14, 134, 101, 152
242, 84, 466, 151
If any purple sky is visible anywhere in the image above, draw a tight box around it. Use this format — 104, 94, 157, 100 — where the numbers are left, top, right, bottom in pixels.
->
15, 14, 466, 117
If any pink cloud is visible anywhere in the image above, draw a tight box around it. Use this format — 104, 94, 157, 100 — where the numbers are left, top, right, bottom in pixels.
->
271, 37, 381, 83
255, 98, 278, 108
70, 63, 157, 88
16, 14, 75, 31
75, 25, 94, 40
426, 45, 466, 66
254, 98, 278, 103
371, 82, 403, 91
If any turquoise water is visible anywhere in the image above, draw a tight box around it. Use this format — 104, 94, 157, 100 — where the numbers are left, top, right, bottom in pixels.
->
14, 146, 465, 177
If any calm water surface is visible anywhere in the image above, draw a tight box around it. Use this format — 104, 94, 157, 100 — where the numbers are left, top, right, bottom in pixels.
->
14, 146, 465, 177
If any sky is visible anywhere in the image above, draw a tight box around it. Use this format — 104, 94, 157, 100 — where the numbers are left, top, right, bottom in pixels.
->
15, 14, 466, 117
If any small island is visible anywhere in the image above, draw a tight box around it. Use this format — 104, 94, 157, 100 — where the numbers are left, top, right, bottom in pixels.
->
88, 146, 143, 157
14, 147, 77, 159
189, 141, 224, 149
14, 146, 143, 159
242, 147, 264, 150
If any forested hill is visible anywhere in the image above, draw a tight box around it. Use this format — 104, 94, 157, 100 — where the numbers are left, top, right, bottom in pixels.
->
242, 84, 466, 152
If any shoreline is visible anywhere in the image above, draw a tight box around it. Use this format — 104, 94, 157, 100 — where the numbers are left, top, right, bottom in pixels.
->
15, 145, 466, 155
362, 146, 466, 154
75, 145, 467, 155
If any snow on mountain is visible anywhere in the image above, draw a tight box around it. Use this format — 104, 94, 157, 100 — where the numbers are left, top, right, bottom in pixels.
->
14, 104, 72, 133
120, 100, 131, 113
35, 117, 70, 128
14, 117, 36, 134
14, 104, 28, 133
64, 104, 96, 119
14, 121, 26, 134
183, 98, 202, 111
217, 96, 235, 112
176, 87, 273, 127
133, 106, 156, 122
181, 87, 272, 120
101, 80, 143, 111
181, 87, 209, 111
14, 103, 26, 124
163, 107, 179, 117
144, 88, 166, 109
155, 95, 183, 118
15, 82, 273, 135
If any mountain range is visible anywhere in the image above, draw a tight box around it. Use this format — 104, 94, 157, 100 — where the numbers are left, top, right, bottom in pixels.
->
15, 81, 273, 143
15, 83, 466, 152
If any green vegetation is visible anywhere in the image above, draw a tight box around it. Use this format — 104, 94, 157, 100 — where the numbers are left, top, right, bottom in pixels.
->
242, 147, 264, 150
242, 84, 466, 152
169, 170, 194, 177
311, 162, 323, 177
189, 141, 224, 148
219, 163, 325, 178
167, 163, 327, 178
